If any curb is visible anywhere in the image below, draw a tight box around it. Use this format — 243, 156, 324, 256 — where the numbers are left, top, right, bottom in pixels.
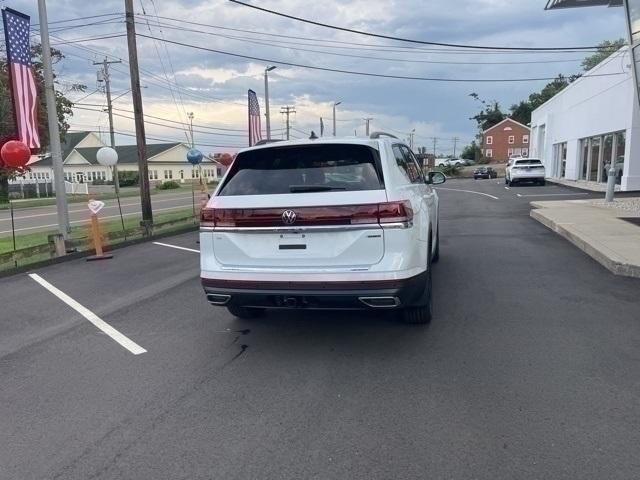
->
530, 208, 640, 279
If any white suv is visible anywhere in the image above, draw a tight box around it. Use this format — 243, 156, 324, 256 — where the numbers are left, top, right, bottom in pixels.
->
505, 158, 546, 186
200, 133, 445, 324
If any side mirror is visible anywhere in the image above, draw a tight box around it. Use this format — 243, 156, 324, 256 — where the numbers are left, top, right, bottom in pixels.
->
427, 171, 446, 185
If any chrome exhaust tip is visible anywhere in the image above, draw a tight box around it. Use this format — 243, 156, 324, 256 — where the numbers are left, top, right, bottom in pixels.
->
207, 294, 231, 305
358, 296, 401, 308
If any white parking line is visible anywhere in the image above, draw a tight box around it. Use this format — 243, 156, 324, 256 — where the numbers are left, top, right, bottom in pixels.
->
505, 186, 510, 190
435, 187, 499, 200
153, 241, 200, 253
516, 193, 590, 198
28, 274, 146, 355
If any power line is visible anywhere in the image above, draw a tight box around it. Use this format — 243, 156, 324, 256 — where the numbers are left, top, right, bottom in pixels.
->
133, 18, 586, 66
227, 0, 611, 52
136, 32, 626, 83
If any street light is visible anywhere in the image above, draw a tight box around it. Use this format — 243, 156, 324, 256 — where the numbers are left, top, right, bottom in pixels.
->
96, 146, 126, 238
333, 101, 342, 137
265, 66, 277, 140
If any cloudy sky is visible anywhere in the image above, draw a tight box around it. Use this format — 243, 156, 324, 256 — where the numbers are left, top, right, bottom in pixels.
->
2, 0, 629, 154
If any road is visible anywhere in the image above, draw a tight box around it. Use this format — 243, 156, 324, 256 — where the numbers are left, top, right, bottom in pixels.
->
0, 191, 197, 236
1, 179, 639, 479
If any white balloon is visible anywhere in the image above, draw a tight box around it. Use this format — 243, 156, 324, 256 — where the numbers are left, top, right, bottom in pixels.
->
96, 147, 118, 166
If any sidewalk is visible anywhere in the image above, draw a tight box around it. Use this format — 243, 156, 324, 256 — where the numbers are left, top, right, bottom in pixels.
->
530, 198, 640, 278
546, 177, 623, 192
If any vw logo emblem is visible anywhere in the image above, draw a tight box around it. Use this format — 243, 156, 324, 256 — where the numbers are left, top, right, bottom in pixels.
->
282, 210, 297, 225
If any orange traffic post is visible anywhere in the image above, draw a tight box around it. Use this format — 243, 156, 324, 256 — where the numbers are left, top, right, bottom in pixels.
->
86, 200, 113, 261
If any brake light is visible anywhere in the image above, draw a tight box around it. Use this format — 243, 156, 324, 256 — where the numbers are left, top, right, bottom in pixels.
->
200, 201, 413, 228
378, 201, 413, 224
200, 208, 216, 227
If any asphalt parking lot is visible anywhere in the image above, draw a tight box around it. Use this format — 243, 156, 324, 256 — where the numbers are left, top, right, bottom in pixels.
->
1, 179, 639, 479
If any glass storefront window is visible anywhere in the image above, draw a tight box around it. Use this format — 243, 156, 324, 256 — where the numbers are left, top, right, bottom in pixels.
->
601, 134, 614, 184
590, 136, 601, 182
614, 131, 626, 185
580, 138, 589, 180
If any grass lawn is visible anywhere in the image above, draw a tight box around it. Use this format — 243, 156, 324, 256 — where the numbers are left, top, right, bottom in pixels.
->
0, 208, 196, 254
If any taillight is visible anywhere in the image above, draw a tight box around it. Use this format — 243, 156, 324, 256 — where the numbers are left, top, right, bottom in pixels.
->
200, 202, 413, 228
378, 201, 413, 224
200, 208, 216, 227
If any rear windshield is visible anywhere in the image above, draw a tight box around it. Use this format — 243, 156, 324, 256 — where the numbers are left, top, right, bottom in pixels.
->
515, 159, 542, 166
218, 144, 384, 196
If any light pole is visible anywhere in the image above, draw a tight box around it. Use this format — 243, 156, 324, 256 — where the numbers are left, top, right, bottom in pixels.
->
187, 112, 195, 148
332, 101, 342, 137
264, 65, 276, 140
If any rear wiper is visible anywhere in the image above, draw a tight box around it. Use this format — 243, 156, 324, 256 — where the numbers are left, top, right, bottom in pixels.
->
289, 185, 346, 193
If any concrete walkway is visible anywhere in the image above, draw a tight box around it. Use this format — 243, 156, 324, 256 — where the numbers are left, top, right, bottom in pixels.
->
546, 177, 623, 192
530, 198, 640, 278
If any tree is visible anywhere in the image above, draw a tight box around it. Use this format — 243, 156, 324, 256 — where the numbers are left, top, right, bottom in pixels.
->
581, 39, 626, 72
460, 141, 481, 160
0, 45, 84, 203
469, 94, 506, 131
509, 101, 533, 126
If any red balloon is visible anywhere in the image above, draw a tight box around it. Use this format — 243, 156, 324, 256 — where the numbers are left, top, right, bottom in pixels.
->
219, 152, 235, 166
1, 140, 31, 168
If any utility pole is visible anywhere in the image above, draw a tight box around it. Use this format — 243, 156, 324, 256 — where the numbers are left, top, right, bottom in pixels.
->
264, 66, 276, 140
409, 129, 416, 150
332, 101, 342, 136
364, 117, 373, 137
37, 0, 70, 238
125, 0, 152, 233
94, 57, 122, 192
280, 106, 296, 140
452, 136, 459, 158
432, 137, 438, 158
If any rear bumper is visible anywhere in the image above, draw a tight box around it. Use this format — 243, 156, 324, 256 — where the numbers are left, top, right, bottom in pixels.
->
201, 271, 428, 310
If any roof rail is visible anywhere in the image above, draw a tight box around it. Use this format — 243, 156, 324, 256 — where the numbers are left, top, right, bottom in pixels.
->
369, 131, 398, 139
254, 139, 284, 146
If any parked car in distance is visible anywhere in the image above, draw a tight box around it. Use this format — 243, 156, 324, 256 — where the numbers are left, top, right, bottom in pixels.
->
473, 166, 497, 179
436, 158, 463, 167
200, 133, 446, 324
505, 158, 546, 186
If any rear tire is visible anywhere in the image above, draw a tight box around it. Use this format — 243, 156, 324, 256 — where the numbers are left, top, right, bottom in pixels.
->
402, 240, 433, 325
539, 179, 546, 186
227, 305, 265, 319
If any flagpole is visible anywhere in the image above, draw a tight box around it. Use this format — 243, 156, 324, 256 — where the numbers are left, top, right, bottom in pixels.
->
37, 0, 70, 239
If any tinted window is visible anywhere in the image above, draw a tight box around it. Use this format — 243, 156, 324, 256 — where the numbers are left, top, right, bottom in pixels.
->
219, 144, 383, 196
400, 146, 424, 184
392, 145, 422, 184
515, 159, 542, 166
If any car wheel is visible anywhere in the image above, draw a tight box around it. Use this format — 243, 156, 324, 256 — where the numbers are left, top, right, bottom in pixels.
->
402, 242, 433, 325
227, 305, 266, 319
539, 179, 546, 186
504, 177, 508, 185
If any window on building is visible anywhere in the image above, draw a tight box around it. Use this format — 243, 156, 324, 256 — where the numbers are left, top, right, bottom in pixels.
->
508, 148, 513, 157
522, 148, 529, 157
508, 135, 515, 144
523, 134, 529, 144
216, 167, 222, 177
485, 149, 493, 158
164, 170, 173, 180
486, 136, 493, 145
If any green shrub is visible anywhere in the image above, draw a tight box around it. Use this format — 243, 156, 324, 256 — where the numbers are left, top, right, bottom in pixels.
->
92, 179, 106, 185
156, 180, 181, 190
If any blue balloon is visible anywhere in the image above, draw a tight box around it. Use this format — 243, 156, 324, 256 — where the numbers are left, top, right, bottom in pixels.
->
187, 148, 203, 165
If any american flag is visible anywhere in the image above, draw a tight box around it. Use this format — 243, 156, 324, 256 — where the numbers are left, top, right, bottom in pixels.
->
2, 8, 40, 149
247, 89, 262, 146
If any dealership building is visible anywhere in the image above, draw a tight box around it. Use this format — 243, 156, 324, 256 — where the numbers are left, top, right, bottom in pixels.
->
529, 46, 640, 191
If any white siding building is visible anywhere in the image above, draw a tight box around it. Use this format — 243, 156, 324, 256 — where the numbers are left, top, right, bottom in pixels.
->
21, 131, 226, 185
530, 47, 640, 191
